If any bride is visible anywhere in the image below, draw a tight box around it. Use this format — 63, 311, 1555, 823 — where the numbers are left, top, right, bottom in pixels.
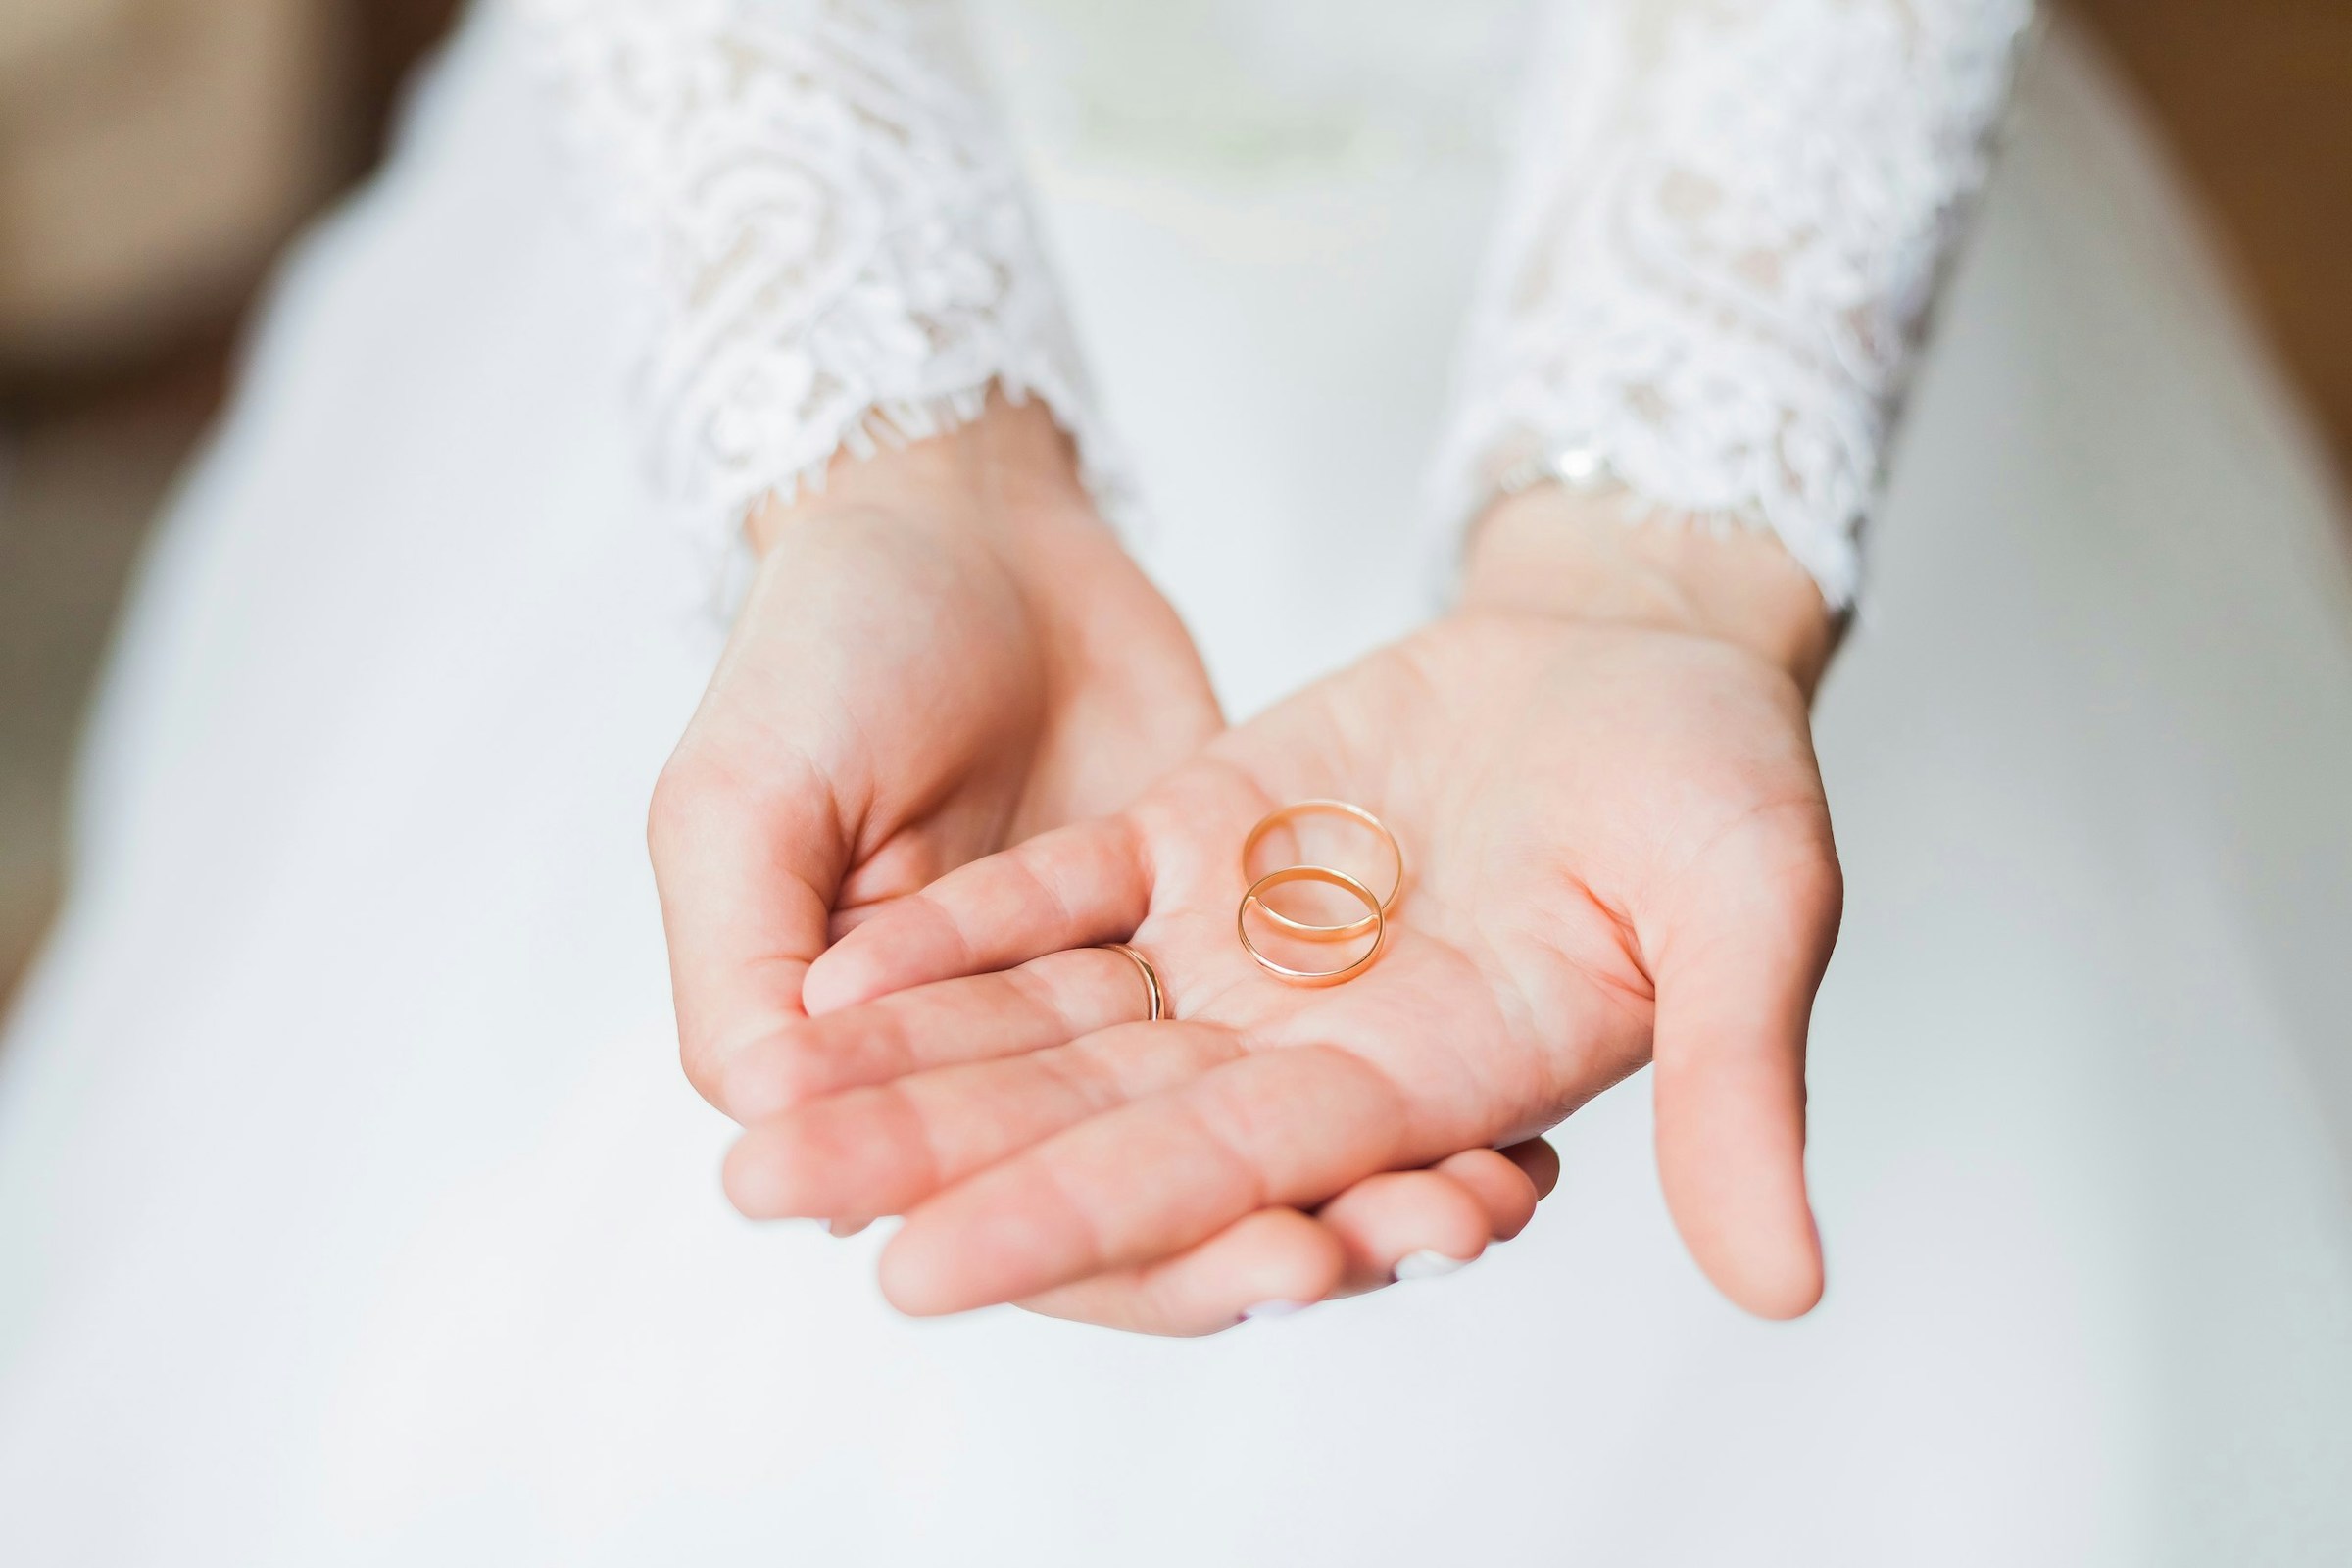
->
3, 0, 2350, 1559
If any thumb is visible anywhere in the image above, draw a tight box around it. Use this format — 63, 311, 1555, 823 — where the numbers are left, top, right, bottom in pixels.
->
650, 732, 851, 1118
1645, 804, 1841, 1318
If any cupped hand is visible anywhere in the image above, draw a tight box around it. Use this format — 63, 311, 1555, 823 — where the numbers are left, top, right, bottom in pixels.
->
720, 492, 1844, 1324
649, 397, 1222, 1112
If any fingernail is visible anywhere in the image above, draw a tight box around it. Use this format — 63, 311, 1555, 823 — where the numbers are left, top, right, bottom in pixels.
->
1241, 1299, 1309, 1322
828, 1217, 873, 1239
1392, 1249, 1472, 1283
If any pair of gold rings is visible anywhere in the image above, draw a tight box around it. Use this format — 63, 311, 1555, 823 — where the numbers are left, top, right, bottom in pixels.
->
1096, 800, 1402, 1020
1237, 800, 1403, 988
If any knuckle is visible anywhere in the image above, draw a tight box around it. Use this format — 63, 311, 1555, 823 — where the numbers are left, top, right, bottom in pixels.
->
1776, 823, 1844, 929
1709, 799, 1841, 917
647, 741, 783, 863
678, 1031, 733, 1110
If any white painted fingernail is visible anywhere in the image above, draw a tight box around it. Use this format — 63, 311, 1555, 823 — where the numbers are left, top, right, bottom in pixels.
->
1392, 1249, 1472, 1282
1241, 1299, 1309, 1322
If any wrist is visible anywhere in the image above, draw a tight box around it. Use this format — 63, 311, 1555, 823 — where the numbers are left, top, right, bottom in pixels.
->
1456, 488, 1839, 697
738, 390, 1189, 710
745, 390, 1092, 558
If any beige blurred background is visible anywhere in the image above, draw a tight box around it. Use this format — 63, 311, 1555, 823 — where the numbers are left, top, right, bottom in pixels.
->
1, 0, 2349, 1004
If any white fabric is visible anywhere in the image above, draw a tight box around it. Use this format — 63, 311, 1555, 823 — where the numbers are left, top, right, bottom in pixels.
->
3, 4, 2352, 1563
523, 0, 2034, 604
521, 0, 1114, 552
1432, 0, 2036, 604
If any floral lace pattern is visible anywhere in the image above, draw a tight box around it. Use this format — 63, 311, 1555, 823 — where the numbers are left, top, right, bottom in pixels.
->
1435, 0, 2037, 605
520, 0, 1113, 542
520, 0, 2033, 607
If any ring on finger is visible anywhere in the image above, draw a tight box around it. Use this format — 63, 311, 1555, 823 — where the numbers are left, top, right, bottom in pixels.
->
1101, 942, 1165, 1022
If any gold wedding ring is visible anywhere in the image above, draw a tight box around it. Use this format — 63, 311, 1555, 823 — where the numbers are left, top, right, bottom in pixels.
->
1240, 799, 1403, 942
1237, 865, 1388, 987
1102, 943, 1164, 1021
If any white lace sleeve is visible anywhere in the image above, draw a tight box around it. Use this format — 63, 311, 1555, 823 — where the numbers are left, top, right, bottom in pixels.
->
518, 0, 1114, 547
1434, 0, 2038, 607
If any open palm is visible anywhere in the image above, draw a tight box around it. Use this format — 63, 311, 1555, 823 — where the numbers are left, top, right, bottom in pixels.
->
721, 607, 1842, 1322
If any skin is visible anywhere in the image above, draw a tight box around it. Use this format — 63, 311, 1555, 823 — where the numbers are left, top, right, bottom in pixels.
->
651, 398, 1565, 1332
650, 396, 1215, 1108
689, 401, 1847, 1333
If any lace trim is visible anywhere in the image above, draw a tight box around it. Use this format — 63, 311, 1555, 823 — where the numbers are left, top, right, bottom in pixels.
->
521, 0, 1119, 557
1436, 0, 2037, 606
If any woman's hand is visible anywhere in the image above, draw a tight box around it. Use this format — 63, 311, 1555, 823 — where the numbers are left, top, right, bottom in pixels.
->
717, 489, 1843, 1325
649, 397, 1222, 1115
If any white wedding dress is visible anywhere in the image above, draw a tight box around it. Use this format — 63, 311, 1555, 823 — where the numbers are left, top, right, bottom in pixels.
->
4, 1, 2351, 1562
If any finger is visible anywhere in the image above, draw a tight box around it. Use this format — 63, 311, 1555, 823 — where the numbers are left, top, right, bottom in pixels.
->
1017, 1208, 1345, 1337
881, 1044, 1424, 1316
834, 828, 954, 917
1431, 1146, 1545, 1242
1648, 807, 1841, 1320
1317, 1168, 1493, 1294
1495, 1137, 1562, 1203
649, 741, 846, 1113
1018, 1150, 1547, 1335
802, 816, 1151, 1015
723, 1022, 1244, 1222
827, 900, 900, 942
720, 946, 1157, 1122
